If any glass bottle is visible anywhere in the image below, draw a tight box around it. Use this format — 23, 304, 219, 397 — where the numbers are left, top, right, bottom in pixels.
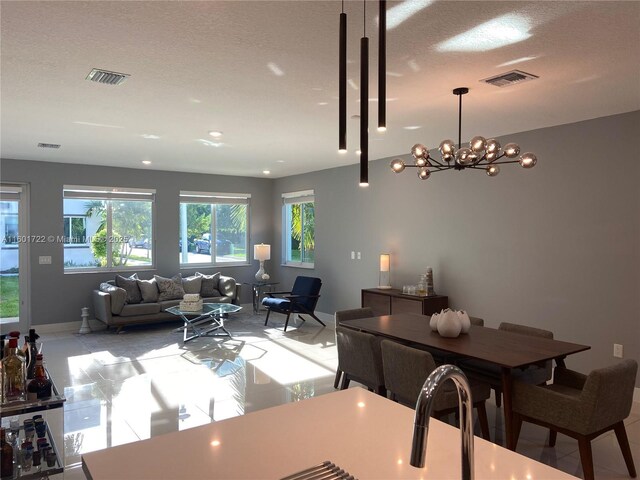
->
27, 354, 52, 401
3, 332, 22, 359
417, 274, 427, 297
1, 427, 14, 478
26, 330, 39, 380
426, 267, 435, 296
2, 338, 26, 402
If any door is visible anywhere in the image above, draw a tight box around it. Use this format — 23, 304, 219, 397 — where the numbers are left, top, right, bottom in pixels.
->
0, 184, 29, 331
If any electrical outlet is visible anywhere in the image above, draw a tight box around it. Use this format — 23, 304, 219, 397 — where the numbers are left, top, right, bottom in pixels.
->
357, 252, 361, 260
613, 344, 623, 358
350, 251, 355, 260
39, 256, 52, 265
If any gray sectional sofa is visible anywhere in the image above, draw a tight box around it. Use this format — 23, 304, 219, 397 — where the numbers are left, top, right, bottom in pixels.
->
92, 272, 241, 331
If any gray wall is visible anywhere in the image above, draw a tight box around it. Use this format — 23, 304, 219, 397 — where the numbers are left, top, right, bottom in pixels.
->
0, 159, 274, 325
272, 111, 640, 385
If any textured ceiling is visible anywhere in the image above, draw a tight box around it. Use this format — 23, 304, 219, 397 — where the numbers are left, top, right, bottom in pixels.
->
1, 1, 639, 178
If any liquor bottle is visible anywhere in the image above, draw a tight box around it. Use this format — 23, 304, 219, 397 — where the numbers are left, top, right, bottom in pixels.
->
27, 354, 52, 400
27, 329, 39, 380
1, 427, 14, 478
2, 338, 26, 402
3, 331, 21, 358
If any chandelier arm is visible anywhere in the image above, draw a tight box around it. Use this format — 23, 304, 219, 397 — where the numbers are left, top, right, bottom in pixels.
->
428, 157, 447, 167
427, 166, 454, 173
491, 159, 521, 165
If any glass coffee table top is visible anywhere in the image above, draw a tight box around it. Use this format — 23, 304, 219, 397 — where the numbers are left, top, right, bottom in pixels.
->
166, 303, 242, 316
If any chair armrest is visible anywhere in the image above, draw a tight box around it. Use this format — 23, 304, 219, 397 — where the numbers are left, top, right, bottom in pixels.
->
513, 381, 587, 431
554, 367, 587, 390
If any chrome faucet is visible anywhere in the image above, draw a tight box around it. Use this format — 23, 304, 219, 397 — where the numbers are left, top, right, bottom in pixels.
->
410, 364, 474, 480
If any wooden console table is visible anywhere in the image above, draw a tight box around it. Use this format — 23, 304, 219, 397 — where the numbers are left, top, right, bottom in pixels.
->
361, 288, 448, 316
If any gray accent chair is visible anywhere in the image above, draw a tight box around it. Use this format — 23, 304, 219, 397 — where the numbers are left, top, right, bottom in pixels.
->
335, 325, 386, 396
461, 322, 553, 407
334, 308, 375, 388
512, 360, 638, 480
380, 339, 491, 440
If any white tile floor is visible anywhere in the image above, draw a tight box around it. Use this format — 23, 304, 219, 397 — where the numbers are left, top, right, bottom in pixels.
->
6, 313, 639, 479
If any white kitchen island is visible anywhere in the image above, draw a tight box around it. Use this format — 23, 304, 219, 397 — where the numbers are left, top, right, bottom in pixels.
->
82, 388, 577, 479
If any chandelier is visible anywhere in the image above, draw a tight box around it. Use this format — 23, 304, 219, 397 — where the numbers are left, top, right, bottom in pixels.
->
390, 87, 538, 180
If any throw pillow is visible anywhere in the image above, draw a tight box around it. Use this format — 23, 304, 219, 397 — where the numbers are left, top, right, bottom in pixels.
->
137, 278, 159, 303
196, 271, 221, 297
182, 275, 202, 295
99, 282, 127, 315
154, 274, 185, 301
115, 273, 142, 304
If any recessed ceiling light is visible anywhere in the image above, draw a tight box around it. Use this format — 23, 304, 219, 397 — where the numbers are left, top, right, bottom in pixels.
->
142, 160, 152, 165
141, 134, 160, 140
263, 170, 271, 175
208, 131, 223, 138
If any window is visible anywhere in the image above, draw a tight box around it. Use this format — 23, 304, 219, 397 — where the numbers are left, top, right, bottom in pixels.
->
63, 216, 87, 244
179, 191, 249, 266
282, 190, 315, 267
63, 186, 155, 271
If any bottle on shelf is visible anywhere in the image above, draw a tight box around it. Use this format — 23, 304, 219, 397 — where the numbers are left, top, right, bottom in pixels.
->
27, 354, 52, 400
26, 329, 39, 380
2, 337, 26, 402
3, 331, 22, 359
426, 267, 435, 296
1, 427, 14, 479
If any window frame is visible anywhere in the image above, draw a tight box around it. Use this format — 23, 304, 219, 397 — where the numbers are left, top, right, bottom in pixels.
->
179, 191, 251, 268
63, 215, 88, 245
282, 190, 315, 269
63, 186, 156, 273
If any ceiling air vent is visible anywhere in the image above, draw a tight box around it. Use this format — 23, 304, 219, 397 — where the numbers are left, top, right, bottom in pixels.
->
482, 70, 538, 88
86, 68, 130, 86
37, 143, 61, 149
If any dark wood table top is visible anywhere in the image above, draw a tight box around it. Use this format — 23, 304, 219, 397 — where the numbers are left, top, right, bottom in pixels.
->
341, 313, 590, 369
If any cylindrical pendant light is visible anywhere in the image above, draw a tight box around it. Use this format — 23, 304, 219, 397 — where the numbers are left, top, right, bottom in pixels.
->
359, 1, 369, 187
339, 2, 347, 153
378, 0, 386, 132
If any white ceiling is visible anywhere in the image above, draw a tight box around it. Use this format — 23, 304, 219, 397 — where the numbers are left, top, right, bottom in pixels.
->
1, 1, 639, 178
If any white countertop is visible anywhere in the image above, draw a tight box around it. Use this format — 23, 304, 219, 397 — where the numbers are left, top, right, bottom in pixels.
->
82, 388, 577, 479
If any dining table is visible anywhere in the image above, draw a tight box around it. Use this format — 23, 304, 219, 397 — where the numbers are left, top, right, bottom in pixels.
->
340, 313, 590, 450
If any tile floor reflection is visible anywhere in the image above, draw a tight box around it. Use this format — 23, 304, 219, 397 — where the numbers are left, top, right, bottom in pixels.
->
8, 312, 638, 479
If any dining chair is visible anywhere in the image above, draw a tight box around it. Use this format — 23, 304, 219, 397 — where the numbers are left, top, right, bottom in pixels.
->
262, 276, 324, 332
461, 322, 553, 407
335, 326, 386, 396
512, 359, 638, 480
380, 339, 491, 440
333, 307, 374, 389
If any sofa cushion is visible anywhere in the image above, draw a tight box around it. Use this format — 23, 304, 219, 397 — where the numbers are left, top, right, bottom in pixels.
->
182, 275, 202, 295
119, 303, 161, 317
137, 278, 159, 303
196, 272, 221, 297
202, 297, 231, 304
155, 274, 185, 301
218, 275, 237, 297
115, 273, 142, 304
100, 282, 127, 315
159, 300, 182, 311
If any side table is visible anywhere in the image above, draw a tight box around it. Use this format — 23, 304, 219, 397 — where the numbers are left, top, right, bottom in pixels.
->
243, 282, 279, 314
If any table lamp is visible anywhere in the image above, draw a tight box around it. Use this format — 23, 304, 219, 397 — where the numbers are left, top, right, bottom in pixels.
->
254, 243, 271, 281
379, 253, 391, 289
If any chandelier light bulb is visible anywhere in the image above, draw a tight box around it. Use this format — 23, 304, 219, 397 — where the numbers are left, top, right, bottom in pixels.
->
439, 139, 455, 156
486, 165, 500, 176
485, 151, 498, 162
455, 147, 473, 165
414, 156, 428, 167
390, 158, 406, 173
503, 143, 521, 158
417, 167, 430, 180
519, 152, 537, 168
470, 135, 487, 153
486, 138, 500, 154
411, 143, 427, 159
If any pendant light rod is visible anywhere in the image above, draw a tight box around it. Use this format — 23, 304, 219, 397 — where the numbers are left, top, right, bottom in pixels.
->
360, 0, 369, 186
378, 0, 386, 131
339, 1, 347, 152
453, 87, 468, 149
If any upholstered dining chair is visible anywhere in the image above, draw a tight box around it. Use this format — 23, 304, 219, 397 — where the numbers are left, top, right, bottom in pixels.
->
461, 322, 553, 407
380, 339, 492, 440
262, 276, 324, 332
334, 307, 375, 389
335, 326, 386, 396
512, 360, 638, 480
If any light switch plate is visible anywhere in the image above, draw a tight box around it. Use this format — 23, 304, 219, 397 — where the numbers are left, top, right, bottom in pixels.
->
613, 344, 623, 358
39, 256, 52, 265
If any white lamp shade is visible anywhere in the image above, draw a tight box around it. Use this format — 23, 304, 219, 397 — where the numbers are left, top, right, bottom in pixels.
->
379, 253, 390, 272
254, 244, 271, 261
